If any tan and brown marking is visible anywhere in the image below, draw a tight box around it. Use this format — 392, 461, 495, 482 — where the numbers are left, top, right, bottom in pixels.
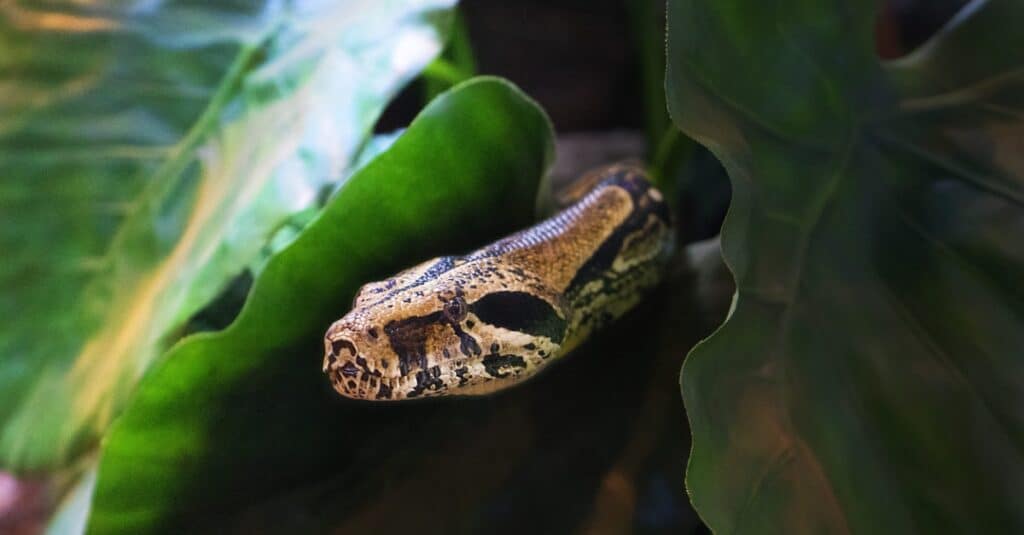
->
323, 164, 674, 400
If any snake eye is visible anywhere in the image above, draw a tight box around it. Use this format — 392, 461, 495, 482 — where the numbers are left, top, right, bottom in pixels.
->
443, 296, 468, 323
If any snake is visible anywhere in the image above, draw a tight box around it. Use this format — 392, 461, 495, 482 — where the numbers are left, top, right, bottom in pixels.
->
322, 163, 674, 400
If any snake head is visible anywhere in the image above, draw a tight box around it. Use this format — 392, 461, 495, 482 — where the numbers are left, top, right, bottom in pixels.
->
324, 165, 672, 402
323, 257, 568, 401
323, 316, 398, 400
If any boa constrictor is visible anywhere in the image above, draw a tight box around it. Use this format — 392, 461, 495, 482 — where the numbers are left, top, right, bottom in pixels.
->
323, 164, 674, 400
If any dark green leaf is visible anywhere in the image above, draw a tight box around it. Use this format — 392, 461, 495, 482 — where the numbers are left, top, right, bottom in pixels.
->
87, 77, 556, 534
1, 0, 455, 470
201, 257, 717, 535
668, 0, 1024, 532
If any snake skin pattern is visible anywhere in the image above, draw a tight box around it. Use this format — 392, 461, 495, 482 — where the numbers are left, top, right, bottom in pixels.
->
323, 164, 674, 400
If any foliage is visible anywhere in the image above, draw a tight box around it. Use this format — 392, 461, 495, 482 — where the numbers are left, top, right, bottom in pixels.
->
0, 0, 456, 470
667, 0, 1024, 531
4, 0, 1022, 532
86, 77, 556, 534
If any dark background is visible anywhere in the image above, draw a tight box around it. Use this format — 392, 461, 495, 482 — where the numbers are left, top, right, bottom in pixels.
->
381, 0, 970, 133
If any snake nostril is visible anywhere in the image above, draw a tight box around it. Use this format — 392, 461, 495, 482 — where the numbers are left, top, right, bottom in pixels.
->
339, 361, 360, 378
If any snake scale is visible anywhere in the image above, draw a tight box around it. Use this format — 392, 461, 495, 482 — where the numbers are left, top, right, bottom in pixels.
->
323, 164, 674, 400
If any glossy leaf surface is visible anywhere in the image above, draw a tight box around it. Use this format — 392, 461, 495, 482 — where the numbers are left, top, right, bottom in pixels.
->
668, 0, 1024, 532
87, 77, 556, 534
0, 0, 455, 469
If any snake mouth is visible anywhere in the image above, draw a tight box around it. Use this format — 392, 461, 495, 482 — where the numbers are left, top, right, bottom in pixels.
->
323, 335, 397, 399
326, 355, 478, 401
328, 352, 540, 401
326, 359, 444, 401
327, 363, 392, 400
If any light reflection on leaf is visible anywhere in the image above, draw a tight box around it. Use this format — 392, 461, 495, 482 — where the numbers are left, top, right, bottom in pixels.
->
0, 0, 456, 470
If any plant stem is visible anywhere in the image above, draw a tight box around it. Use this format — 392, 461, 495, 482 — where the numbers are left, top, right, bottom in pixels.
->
626, 0, 670, 155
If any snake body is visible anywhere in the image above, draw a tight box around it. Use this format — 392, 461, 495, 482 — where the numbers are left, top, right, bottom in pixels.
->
323, 164, 673, 400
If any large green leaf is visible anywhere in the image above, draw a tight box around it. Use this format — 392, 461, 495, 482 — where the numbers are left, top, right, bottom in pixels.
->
87, 77, 555, 534
0, 0, 455, 470
187, 256, 717, 535
668, 0, 1024, 532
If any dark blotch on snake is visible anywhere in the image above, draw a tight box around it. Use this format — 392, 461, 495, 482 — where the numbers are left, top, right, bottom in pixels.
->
482, 354, 527, 378
470, 291, 567, 342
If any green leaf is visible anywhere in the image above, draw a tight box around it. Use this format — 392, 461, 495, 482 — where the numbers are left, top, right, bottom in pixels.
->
87, 76, 555, 534
422, 11, 477, 101
668, 0, 1024, 532
179, 257, 717, 535
0, 0, 455, 470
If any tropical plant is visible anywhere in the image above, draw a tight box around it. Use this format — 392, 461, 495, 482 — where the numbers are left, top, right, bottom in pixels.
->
671, 0, 1024, 531
2, 0, 1021, 533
